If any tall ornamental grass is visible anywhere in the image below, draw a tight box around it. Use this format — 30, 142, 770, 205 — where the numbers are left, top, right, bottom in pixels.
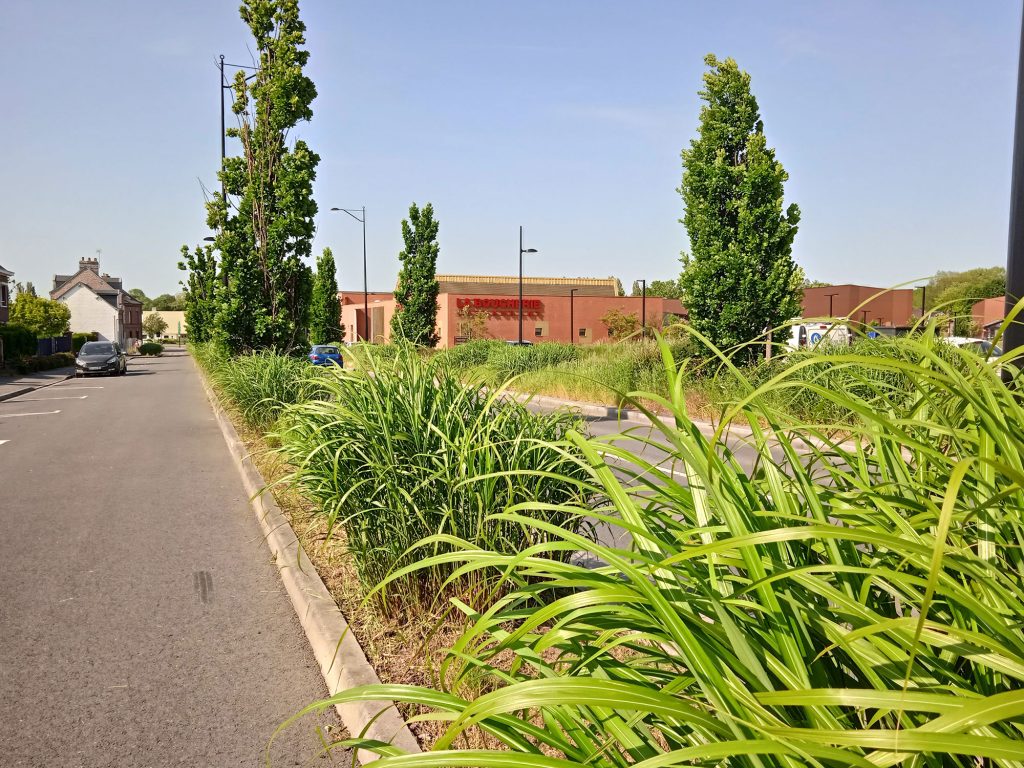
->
193, 343, 319, 430
274, 343, 592, 615
291, 327, 1024, 766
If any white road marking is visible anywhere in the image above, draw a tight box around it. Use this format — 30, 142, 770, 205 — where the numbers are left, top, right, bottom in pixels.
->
0, 410, 61, 418
12, 395, 88, 401
0, 440, 9, 446
53, 386, 104, 390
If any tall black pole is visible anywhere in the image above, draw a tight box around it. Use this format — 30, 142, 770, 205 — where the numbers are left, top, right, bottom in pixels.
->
518, 226, 524, 345
641, 279, 647, 336
569, 288, 577, 344
362, 206, 368, 342
219, 55, 227, 208
921, 285, 927, 316
218, 55, 229, 287
1006, 5, 1024, 366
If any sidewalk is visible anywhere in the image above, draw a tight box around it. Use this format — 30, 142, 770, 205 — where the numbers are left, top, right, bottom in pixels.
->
0, 367, 74, 401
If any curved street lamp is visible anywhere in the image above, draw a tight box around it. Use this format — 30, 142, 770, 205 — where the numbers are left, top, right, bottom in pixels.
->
331, 207, 367, 342
519, 226, 538, 344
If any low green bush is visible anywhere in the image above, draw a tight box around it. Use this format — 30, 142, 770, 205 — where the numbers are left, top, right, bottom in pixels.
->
72, 331, 98, 353
437, 339, 502, 370
0, 324, 37, 362
138, 342, 164, 356
275, 343, 591, 616
14, 352, 75, 374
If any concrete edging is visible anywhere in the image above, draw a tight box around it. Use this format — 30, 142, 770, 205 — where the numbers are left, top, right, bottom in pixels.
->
0, 371, 75, 402
194, 361, 420, 763
518, 390, 863, 453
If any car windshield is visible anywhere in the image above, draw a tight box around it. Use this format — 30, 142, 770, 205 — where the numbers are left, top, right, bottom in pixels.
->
313, 346, 338, 355
81, 343, 115, 356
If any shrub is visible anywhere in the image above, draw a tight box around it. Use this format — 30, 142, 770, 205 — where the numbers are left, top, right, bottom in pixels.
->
138, 342, 164, 356
437, 339, 502, 371
485, 341, 580, 380
72, 332, 98, 353
209, 350, 318, 430
275, 343, 591, 616
0, 324, 37, 362
14, 352, 75, 374
304, 332, 1024, 765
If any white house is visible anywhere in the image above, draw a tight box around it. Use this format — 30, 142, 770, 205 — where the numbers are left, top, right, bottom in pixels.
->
51, 258, 143, 346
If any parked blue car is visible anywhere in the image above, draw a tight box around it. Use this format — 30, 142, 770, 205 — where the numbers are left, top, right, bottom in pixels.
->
308, 344, 343, 366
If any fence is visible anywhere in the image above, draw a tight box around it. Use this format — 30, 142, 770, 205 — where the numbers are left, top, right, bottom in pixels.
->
36, 334, 72, 356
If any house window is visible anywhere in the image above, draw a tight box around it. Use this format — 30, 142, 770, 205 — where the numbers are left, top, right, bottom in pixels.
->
0, 284, 7, 307
534, 327, 543, 337
579, 328, 591, 339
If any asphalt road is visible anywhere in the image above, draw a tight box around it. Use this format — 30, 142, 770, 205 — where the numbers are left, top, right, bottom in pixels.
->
0, 349, 343, 767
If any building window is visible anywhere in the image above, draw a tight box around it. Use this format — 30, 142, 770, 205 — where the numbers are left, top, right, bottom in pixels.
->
578, 328, 591, 339
534, 327, 543, 337
0, 284, 7, 307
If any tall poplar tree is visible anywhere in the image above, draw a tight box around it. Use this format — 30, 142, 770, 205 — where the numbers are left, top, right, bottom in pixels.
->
391, 203, 440, 347
309, 247, 343, 344
204, 0, 318, 352
178, 244, 218, 343
678, 54, 802, 361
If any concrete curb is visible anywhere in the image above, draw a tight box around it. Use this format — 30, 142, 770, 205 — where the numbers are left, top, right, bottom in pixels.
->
517, 390, 862, 454
194, 361, 421, 763
0, 371, 75, 402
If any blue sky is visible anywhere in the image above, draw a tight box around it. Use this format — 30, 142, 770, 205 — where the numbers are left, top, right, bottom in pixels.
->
0, 1, 1019, 297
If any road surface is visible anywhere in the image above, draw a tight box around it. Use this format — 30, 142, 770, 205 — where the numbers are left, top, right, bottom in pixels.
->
0, 348, 343, 767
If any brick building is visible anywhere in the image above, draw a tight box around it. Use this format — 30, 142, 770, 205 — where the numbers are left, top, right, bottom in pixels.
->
339, 275, 686, 347
0, 263, 12, 324
973, 297, 1005, 339
802, 284, 916, 328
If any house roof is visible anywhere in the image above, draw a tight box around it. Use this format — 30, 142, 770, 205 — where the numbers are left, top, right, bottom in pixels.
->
0, 263, 13, 277
51, 263, 141, 306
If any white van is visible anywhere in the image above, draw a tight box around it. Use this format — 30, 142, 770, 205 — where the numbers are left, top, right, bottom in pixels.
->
788, 321, 851, 350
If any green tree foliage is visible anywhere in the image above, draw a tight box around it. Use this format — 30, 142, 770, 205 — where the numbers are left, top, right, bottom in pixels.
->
923, 267, 1005, 335
600, 307, 640, 338
801, 278, 831, 289
309, 247, 343, 344
150, 293, 183, 311
455, 305, 491, 341
10, 293, 71, 338
14, 281, 37, 297
678, 54, 802, 361
631, 278, 683, 299
142, 312, 169, 338
128, 288, 153, 309
178, 244, 219, 343
203, 0, 318, 352
391, 202, 440, 346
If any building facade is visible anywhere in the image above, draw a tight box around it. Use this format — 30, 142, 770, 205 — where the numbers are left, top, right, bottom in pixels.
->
51, 258, 143, 347
339, 275, 686, 347
0, 263, 12, 324
973, 297, 1005, 339
142, 310, 187, 339
802, 285, 916, 328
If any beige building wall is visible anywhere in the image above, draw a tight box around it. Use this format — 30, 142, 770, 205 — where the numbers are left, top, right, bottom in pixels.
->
143, 310, 187, 338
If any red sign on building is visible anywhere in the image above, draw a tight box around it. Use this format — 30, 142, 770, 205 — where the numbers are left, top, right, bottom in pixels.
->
456, 297, 543, 313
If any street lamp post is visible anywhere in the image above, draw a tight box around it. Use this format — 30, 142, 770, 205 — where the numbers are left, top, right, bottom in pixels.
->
569, 288, 579, 344
331, 207, 367, 342
519, 226, 538, 345
825, 291, 840, 318
1006, 7, 1024, 368
640, 279, 647, 336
